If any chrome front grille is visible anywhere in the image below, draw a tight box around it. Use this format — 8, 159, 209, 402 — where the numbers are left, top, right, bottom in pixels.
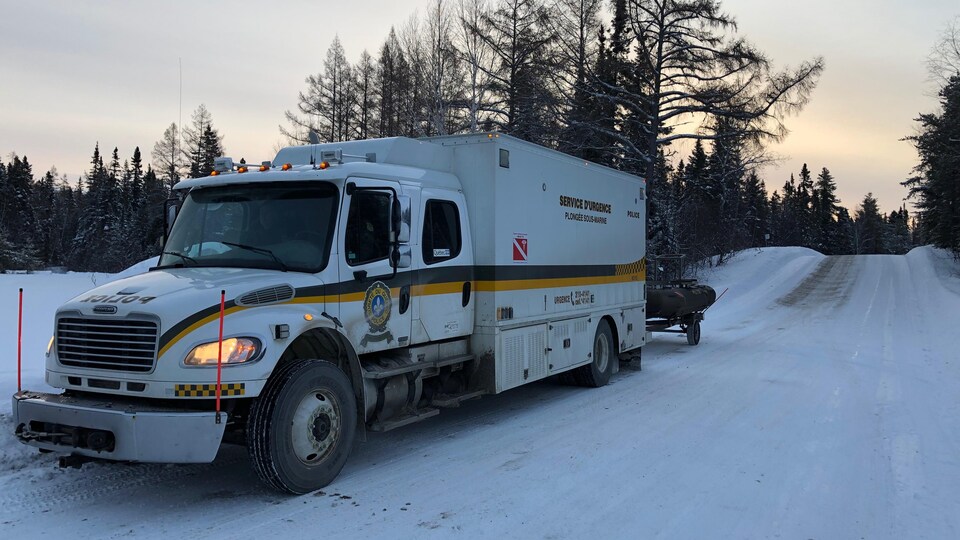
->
57, 317, 159, 372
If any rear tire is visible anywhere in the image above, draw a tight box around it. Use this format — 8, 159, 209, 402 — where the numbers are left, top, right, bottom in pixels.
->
573, 319, 615, 387
247, 359, 357, 494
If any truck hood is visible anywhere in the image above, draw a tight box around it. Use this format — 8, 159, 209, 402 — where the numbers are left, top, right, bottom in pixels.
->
58, 267, 324, 323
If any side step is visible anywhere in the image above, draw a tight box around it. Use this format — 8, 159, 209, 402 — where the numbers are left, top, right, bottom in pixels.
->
430, 390, 485, 408
368, 408, 440, 432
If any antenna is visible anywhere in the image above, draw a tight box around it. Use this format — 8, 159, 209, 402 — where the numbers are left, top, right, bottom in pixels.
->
178, 57, 183, 179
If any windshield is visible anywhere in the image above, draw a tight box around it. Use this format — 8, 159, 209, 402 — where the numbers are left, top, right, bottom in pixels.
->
158, 182, 339, 273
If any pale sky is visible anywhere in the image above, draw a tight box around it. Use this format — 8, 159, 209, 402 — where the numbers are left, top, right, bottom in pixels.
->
1, 0, 957, 214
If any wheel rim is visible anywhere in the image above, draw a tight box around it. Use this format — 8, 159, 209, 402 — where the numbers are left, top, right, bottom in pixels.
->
291, 388, 342, 465
594, 330, 610, 373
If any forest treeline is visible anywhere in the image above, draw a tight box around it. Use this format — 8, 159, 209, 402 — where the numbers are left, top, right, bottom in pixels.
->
1, 0, 951, 273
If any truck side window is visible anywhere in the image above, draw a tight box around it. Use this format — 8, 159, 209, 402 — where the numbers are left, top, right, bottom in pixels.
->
422, 200, 461, 264
345, 191, 391, 266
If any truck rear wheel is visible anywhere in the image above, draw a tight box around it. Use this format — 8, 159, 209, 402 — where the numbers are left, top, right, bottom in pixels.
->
247, 359, 357, 494
572, 319, 614, 387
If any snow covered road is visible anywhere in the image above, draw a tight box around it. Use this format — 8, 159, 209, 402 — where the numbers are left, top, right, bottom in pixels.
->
0, 247, 958, 539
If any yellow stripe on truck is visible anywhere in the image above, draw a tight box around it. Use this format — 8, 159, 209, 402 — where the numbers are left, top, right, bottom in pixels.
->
158, 271, 645, 358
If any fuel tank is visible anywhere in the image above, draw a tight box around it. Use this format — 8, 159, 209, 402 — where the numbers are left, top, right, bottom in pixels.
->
646, 285, 717, 320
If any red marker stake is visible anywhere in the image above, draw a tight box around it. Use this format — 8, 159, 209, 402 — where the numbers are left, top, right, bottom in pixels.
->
216, 290, 225, 423
17, 288, 23, 393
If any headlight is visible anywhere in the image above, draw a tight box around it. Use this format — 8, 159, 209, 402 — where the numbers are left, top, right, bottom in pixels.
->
184, 337, 261, 366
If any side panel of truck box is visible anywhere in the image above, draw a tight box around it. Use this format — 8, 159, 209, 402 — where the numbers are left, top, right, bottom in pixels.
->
434, 135, 646, 392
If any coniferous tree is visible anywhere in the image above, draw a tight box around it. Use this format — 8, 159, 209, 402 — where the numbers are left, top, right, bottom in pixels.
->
854, 193, 885, 255
795, 164, 815, 247
474, 0, 559, 144
904, 75, 960, 255
741, 171, 769, 247
185, 105, 224, 178
30, 167, 58, 265
552, 0, 604, 156
0, 156, 41, 269
376, 29, 414, 137
705, 117, 748, 261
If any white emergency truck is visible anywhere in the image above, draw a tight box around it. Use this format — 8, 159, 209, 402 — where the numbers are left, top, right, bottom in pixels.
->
13, 133, 647, 493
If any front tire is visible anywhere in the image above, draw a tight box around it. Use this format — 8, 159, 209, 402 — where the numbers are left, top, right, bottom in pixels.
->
247, 359, 357, 494
573, 319, 615, 387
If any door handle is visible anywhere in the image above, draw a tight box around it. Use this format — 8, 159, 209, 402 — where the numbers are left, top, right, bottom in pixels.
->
399, 285, 410, 314
462, 281, 471, 307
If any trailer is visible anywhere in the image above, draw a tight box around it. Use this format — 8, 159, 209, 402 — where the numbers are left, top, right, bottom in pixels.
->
13, 133, 647, 493
645, 254, 717, 346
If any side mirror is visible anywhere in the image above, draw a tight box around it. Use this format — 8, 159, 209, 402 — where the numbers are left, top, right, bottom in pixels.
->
163, 197, 181, 242
392, 195, 411, 244
390, 245, 412, 269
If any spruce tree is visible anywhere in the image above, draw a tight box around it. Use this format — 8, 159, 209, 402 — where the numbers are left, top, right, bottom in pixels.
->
796, 164, 815, 247
904, 75, 960, 254
812, 167, 840, 254
854, 193, 885, 254
742, 172, 769, 247
185, 105, 224, 178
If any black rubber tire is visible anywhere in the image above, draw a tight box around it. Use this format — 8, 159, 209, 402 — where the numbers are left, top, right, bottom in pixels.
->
572, 319, 615, 387
247, 359, 357, 494
686, 319, 701, 346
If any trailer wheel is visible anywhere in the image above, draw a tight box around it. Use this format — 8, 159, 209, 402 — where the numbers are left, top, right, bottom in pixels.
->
686, 319, 701, 346
573, 319, 614, 387
247, 359, 357, 494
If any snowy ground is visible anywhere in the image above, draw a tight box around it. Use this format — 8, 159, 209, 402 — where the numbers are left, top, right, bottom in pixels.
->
0, 248, 958, 539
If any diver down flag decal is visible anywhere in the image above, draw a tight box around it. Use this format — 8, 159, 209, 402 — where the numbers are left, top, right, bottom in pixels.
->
513, 235, 528, 262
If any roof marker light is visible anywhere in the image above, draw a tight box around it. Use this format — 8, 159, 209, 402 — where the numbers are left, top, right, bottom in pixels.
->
211, 170, 219, 176
282, 163, 292, 171
259, 165, 269, 172
319, 161, 330, 170
238, 166, 248, 173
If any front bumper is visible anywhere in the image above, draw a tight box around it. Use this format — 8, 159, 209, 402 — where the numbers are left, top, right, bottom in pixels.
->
12, 391, 227, 463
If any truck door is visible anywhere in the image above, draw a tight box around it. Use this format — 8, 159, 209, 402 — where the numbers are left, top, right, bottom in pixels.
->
414, 190, 474, 341
338, 178, 412, 354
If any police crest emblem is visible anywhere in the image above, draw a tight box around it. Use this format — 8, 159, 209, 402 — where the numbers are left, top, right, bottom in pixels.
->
362, 281, 393, 345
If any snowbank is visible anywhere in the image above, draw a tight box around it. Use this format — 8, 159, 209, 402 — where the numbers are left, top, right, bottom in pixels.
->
906, 245, 960, 295
693, 247, 824, 325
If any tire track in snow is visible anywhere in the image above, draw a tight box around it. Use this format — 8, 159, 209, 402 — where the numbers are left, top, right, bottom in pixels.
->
0, 445, 249, 517
777, 255, 857, 309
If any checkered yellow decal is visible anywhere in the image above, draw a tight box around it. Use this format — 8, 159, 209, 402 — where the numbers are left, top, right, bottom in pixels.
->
174, 383, 245, 397
615, 258, 646, 279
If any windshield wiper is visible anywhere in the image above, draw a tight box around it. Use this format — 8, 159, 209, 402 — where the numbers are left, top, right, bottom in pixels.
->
156, 251, 199, 268
221, 241, 288, 272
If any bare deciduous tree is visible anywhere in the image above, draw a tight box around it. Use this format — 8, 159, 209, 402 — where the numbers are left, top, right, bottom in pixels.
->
928, 17, 960, 85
